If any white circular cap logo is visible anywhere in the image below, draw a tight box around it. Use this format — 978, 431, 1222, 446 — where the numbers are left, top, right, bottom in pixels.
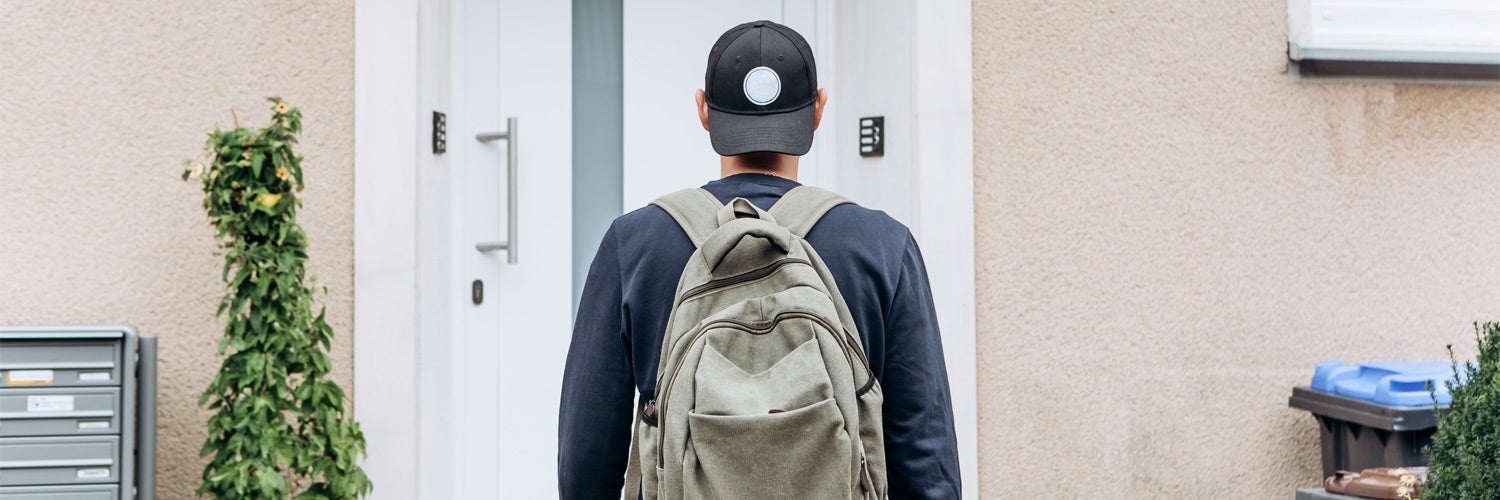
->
743, 66, 781, 106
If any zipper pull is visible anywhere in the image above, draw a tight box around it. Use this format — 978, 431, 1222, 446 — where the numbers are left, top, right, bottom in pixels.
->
859, 455, 874, 494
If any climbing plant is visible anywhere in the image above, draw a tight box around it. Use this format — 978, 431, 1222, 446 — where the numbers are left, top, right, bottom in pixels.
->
187, 98, 371, 499
1423, 321, 1500, 499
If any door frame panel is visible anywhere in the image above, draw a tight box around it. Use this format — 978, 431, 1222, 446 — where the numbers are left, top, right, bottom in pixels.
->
910, 3, 978, 495
352, 1, 424, 499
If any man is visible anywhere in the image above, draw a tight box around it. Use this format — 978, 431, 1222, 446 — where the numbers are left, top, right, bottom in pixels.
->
559, 20, 961, 499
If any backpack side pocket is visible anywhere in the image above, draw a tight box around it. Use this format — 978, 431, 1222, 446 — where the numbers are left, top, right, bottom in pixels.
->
637, 416, 661, 500
857, 381, 887, 498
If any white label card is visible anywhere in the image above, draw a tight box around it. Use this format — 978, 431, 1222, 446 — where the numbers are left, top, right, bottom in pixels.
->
27, 395, 75, 412
7, 370, 55, 385
78, 372, 111, 382
76, 468, 110, 479
78, 421, 111, 429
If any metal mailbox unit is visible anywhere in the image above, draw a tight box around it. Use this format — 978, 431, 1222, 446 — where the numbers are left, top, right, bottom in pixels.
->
0, 327, 156, 500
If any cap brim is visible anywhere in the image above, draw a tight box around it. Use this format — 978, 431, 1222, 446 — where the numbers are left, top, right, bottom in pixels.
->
707, 105, 815, 156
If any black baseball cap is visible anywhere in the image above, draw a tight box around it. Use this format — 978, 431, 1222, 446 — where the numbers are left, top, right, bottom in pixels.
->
704, 20, 818, 156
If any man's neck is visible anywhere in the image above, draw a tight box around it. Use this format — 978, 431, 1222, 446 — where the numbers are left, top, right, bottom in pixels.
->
720, 152, 799, 181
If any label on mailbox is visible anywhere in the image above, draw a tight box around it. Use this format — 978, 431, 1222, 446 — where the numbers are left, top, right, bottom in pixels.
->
78, 372, 111, 382
7, 370, 55, 385
78, 421, 111, 429
27, 395, 75, 412
76, 468, 110, 479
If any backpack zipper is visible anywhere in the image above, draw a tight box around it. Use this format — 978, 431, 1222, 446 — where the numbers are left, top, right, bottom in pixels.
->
676, 258, 811, 305
654, 311, 872, 469
659, 258, 811, 387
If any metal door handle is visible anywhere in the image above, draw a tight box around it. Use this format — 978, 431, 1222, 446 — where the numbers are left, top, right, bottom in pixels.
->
475, 117, 517, 263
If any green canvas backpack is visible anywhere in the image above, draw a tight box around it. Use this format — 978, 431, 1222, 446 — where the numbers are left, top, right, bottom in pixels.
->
623, 186, 888, 500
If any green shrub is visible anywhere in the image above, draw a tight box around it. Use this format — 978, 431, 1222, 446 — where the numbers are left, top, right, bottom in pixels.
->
188, 98, 371, 499
1423, 322, 1500, 499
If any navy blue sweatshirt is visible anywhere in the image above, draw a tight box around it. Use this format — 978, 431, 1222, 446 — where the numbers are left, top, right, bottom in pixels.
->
558, 173, 961, 499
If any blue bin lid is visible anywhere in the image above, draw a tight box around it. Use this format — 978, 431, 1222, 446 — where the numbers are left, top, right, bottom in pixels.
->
1311, 360, 1456, 406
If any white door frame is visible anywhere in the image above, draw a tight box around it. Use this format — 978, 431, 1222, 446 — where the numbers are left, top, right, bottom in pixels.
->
352, 1, 975, 497
353, 0, 459, 498
909, 3, 978, 495
352, 1, 423, 499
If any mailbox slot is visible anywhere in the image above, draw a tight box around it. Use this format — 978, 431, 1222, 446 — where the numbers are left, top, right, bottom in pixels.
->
0, 389, 120, 437
0, 436, 118, 487
0, 342, 120, 389
0, 484, 118, 500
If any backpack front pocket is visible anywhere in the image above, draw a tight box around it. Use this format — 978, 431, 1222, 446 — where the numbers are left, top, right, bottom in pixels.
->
683, 397, 852, 499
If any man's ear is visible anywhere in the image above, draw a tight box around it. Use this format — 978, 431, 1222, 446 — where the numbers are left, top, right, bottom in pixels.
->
696, 89, 710, 131
813, 88, 828, 131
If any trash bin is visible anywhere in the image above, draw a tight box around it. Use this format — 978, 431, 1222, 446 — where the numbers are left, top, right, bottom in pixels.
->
1288, 360, 1453, 479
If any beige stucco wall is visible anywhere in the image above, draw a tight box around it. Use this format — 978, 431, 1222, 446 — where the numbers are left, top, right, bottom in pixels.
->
974, 1, 1500, 498
0, 2, 355, 497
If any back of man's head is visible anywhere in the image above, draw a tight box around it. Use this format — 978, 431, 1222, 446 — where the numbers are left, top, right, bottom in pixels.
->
702, 20, 818, 157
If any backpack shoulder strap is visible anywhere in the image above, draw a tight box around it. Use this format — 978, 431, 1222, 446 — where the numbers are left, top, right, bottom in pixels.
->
767, 185, 852, 237
651, 188, 724, 247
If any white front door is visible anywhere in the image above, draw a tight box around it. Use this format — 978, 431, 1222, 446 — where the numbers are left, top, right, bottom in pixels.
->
449, 1, 834, 497
451, 0, 572, 497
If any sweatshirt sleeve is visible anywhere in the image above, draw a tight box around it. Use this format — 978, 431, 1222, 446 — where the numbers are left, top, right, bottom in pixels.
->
558, 225, 635, 499
880, 234, 963, 499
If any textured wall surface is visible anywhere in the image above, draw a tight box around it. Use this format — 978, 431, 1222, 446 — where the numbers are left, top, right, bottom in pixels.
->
973, 1, 1500, 498
0, 2, 355, 497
